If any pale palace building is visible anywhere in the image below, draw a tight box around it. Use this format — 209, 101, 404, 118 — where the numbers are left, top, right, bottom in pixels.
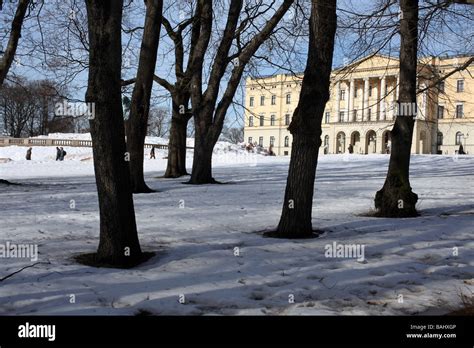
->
243, 54, 473, 156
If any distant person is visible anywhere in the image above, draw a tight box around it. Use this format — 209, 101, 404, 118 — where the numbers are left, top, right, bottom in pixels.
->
25, 147, 32, 160
458, 144, 466, 155
150, 145, 156, 159
59, 147, 67, 161
56, 147, 61, 161
348, 144, 354, 154
268, 145, 275, 156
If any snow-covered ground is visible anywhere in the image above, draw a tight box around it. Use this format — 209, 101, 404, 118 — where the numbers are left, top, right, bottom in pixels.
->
0, 143, 473, 315
0, 135, 260, 179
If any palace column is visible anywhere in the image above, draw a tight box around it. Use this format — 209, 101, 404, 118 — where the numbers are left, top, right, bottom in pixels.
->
335, 80, 341, 122
363, 77, 369, 121
372, 80, 380, 121
390, 76, 397, 120
348, 79, 355, 122
380, 76, 386, 121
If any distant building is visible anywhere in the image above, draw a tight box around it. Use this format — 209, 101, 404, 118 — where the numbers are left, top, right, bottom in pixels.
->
244, 54, 473, 155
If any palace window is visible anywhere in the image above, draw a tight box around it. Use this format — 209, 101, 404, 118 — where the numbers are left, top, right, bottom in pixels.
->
325, 112, 330, 124
339, 111, 345, 122
259, 136, 264, 147
248, 116, 254, 127
369, 85, 373, 97
455, 131, 462, 145
456, 104, 463, 118
248, 137, 253, 144
457, 79, 464, 92
437, 105, 444, 119
437, 132, 443, 146
271, 95, 276, 105
260, 96, 265, 106
284, 136, 289, 147
270, 136, 275, 147
286, 94, 291, 104
249, 97, 254, 107
340, 89, 346, 101
270, 115, 276, 126
354, 88, 358, 98
260, 115, 264, 126
285, 114, 290, 126
368, 108, 372, 121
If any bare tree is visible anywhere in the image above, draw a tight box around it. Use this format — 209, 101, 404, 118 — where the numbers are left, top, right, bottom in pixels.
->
83, 0, 143, 267
374, 0, 419, 217
221, 125, 243, 144
127, 0, 163, 193
336, 0, 473, 216
0, 82, 36, 137
153, 1, 204, 178
0, 79, 64, 136
188, 0, 294, 184
268, 0, 337, 238
148, 106, 170, 137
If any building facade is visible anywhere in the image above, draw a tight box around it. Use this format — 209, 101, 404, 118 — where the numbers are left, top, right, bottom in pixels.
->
244, 54, 474, 156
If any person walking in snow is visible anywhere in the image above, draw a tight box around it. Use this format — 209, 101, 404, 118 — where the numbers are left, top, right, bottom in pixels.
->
56, 147, 61, 161
25, 147, 32, 160
150, 145, 156, 159
59, 147, 67, 161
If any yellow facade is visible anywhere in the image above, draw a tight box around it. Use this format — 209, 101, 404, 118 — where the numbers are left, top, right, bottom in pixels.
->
244, 54, 474, 156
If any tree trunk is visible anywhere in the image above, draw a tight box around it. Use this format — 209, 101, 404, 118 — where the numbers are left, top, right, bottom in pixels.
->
127, 0, 163, 193
85, 0, 142, 267
0, 0, 30, 86
276, 134, 322, 237
164, 95, 190, 178
374, 0, 419, 218
272, 0, 337, 239
188, 127, 216, 184
128, 117, 151, 192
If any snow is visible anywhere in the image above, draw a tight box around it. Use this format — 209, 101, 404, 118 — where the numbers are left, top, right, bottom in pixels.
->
34, 133, 94, 141
0, 141, 473, 315
0, 134, 261, 180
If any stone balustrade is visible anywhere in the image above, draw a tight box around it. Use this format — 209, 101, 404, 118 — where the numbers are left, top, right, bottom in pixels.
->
0, 137, 191, 150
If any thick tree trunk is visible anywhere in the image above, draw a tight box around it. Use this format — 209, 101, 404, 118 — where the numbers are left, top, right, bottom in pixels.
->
85, 0, 142, 267
188, 128, 216, 184
164, 95, 191, 178
127, 0, 163, 193
165, 113, 189, 177
374, 0, 418, 217
271, 0, 337, 239
276, 134, 322, 237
